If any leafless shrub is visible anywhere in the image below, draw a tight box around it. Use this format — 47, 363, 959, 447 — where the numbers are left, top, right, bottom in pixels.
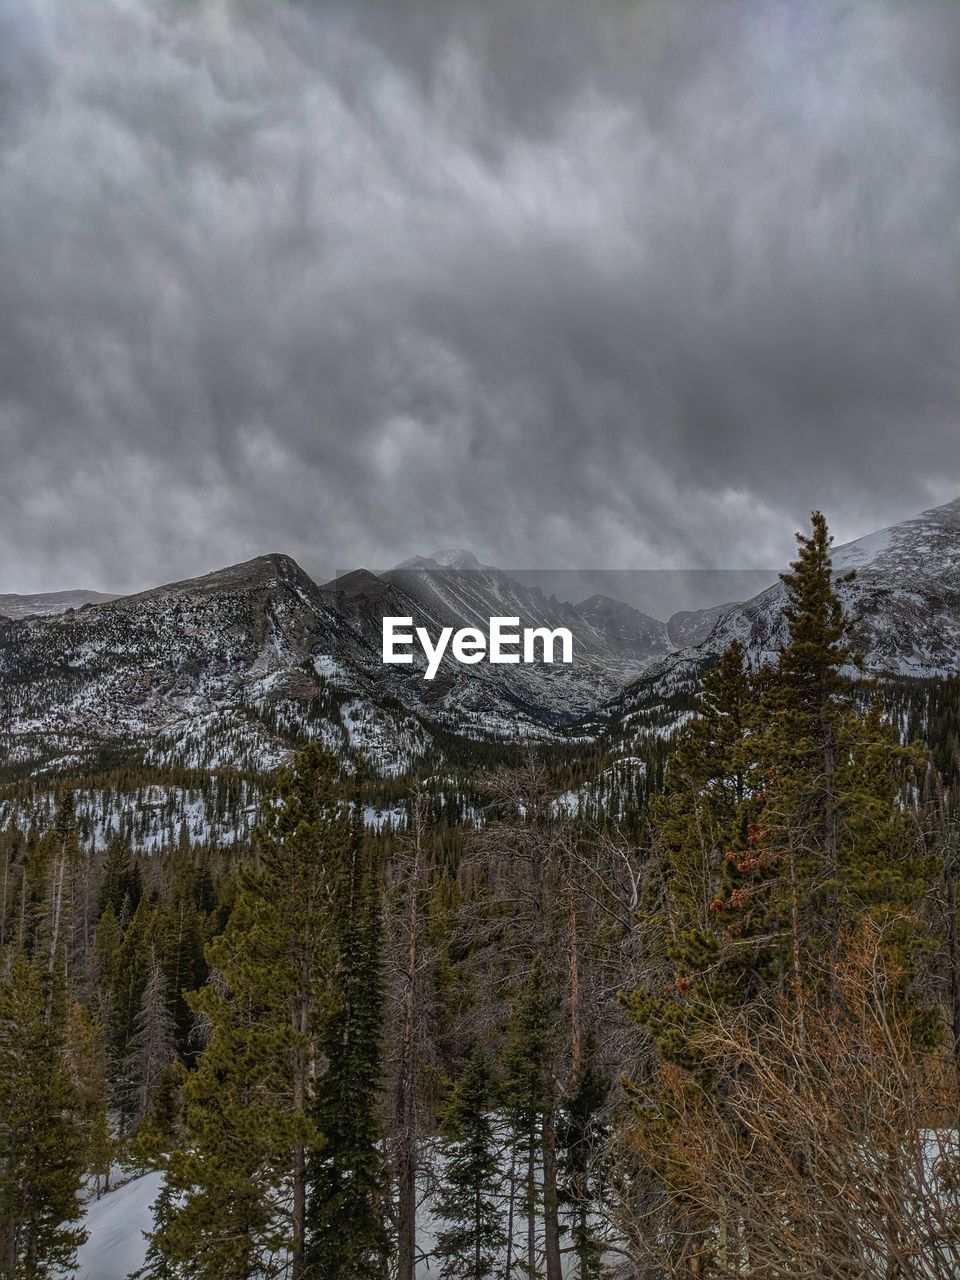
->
627, 919, 960, 1279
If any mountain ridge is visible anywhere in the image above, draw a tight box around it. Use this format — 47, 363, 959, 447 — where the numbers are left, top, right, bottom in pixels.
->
0, 588, 119, 620
3, 497, 959, 778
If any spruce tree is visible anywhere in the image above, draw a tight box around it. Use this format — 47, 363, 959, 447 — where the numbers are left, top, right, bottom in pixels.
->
631, 512, 940, 1067
619, 513, 944, 1279
435, 1049, 505, 1280
725, 510, 853, 983
0, 952, 87, 1278
142, 746, 352, 1279
717, 513, 937, 1007
629, 641, 754, 1068
98, 835, 142, 927
158, 894, 207, 1062
109, 895, 161, 1131
66, 1001, 114, 1196
305, 795, 388, 1279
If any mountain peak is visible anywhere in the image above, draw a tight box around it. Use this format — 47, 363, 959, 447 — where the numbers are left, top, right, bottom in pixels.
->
394, 549, 485, 571
574, 592, 669, 629
429, 549, 481, 570
111, 552, 318, 605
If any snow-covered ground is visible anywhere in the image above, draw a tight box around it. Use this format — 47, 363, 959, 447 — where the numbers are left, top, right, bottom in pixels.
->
74, 1173, 442, 1278
74, 1172, 163, 1279
74, 1168, 606, 1277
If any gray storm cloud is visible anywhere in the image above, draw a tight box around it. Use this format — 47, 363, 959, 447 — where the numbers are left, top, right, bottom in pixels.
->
1, 0, 959, 594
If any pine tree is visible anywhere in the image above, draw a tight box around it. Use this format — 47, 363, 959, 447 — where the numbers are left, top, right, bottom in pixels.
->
726, 510, 854, 984
98, 835, 142, 927
475, 756, 570, 1280
0, 952, 87, 1278
157, 894, 207, 1062
716, 513, 937, 1009
618, 514, 944, 1280
135, 1060, 186, 1166
389, 790, 430, 1280
558, 1049, 610, 1280
435, 1050, 505, 1280
109, 895, 161, 1131
18, 805, 81, 1021
88, 1105, 115, 1199
629, 641, 754, 1069
306, 794, 389, 1279
66, 1001, 114, 1196
630, 511, 941, 1088
143, 949, 304, 1280
142, 746, 351, 1279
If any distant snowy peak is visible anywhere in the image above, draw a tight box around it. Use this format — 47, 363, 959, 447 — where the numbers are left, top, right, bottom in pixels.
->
394, 549, 486, 572
576, 593, 657, 622
381, 556, 671, 684
573, 594, 669, 655
0, 588, 118, 620
427, 548, 484, 570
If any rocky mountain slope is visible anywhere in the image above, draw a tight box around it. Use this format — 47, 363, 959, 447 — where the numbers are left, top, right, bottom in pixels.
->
383, 550, 669, 679
0, 555, 418, 777
0, 550, 669, 779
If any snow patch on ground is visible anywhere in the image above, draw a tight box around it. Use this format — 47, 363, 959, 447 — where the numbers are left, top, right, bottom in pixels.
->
73, 1171, 163, 1279
73, 1166, 608, 1278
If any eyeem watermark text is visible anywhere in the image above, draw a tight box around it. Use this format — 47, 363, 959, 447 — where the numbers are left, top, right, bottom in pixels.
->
383, 617, 573, 680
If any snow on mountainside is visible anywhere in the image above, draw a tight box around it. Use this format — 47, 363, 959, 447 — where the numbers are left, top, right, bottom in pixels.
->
3, 500, 960, 781
384, 550, 670, 682
0, 555, 430, 777
316, 553, 671, 737
666, 601, 739, 649
0, 549, 669, 779
607, 496, 960, 735
0, 588, 118, 619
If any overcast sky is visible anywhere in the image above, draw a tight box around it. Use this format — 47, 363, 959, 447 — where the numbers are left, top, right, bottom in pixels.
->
1, 0, 959, 595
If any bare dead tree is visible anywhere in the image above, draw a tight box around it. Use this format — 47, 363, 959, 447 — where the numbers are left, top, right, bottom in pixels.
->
458, 756, 662, 1280
626, 918, 960, 1279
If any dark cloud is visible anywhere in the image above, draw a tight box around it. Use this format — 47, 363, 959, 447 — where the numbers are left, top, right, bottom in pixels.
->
1, 0, 959, 595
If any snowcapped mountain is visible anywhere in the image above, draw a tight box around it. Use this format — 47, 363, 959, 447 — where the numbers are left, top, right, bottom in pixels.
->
317, 551, 670, 738
665, 601, 740, 649
0, 555, 427, 778
0, 549, 669, 778
0, 589, 118, 620
3, 499, 960, 781
606, 496, 960, 736
383, 550, 669, 682
397, 549, 485, 571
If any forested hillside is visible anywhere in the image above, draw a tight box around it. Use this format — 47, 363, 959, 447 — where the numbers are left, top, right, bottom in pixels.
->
2, 515, 960, 1278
